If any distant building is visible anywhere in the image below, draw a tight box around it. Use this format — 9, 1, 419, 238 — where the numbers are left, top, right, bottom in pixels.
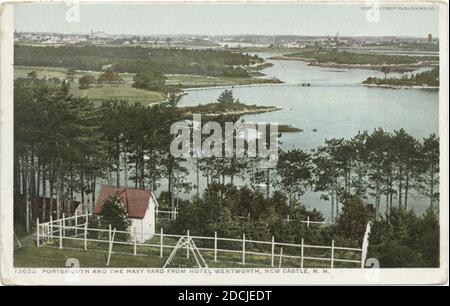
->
101, 64, 113, 71
94, 187, 158, 242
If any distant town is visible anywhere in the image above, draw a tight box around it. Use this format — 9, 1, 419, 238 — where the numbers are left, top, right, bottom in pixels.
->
14, 30, 439, 51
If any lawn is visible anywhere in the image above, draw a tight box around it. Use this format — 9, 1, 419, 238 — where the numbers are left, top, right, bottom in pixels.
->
15, 66, 279, 104
15, 65, 74, 79
71, 85, 167, 105
15, 65, 135, 84
14, 235, 360, 269
14, 244, 265, 268
14, 246, 167, 268
15, 66, 166, 105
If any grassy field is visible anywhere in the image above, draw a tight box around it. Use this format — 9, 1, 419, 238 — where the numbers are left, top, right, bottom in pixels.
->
14, 245, 351, 268
14, 246, 167, 267
15, 65, 76, 79
15, 66, 280, 104
71, 85, 167, 104
14, 235, 360, 269
15, 66, 166, 105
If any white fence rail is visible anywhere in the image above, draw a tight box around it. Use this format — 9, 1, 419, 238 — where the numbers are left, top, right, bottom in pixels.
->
284, 215, 331, 227
36, 213, 367, 268
156, 207, 178, 221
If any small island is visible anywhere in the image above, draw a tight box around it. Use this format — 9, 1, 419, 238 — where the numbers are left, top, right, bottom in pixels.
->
270, 49, 439, 71
363, 68, 439, 89
178, 90, 304, 134
277, 125, 303, 133
179, 90, 281, 118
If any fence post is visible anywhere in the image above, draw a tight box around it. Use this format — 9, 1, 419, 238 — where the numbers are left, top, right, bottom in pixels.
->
36, 218, 40, 247
186, 230, 190, 259
62, 213, 66, 237
50, 215, 53, 239
59, 219, 62, 249
107, 228, 116, 267
109, 224, 112, 245
331, 240, 335, 269
75, 210, 78, 236
361, 222, 371, 269
133, 227, 137, 256
84, 222, 87, 250
271, 236, 275, 267
242, 233, 246, 265
307, 216, 310, 229
86, 213, 89, 226
300, 238, 304, 269
278, 247, 283, 268
214, 231, 218, 263
160, 228, 164, 257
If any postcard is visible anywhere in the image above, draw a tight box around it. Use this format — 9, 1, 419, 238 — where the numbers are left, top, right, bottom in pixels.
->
0, 0, 448, 286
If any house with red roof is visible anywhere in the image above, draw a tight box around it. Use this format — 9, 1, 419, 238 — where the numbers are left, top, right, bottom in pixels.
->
94, 186, 158, 242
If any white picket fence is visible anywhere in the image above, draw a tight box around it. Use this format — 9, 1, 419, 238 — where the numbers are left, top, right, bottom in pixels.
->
36, 213, 368, 268
156, 207, 178, 221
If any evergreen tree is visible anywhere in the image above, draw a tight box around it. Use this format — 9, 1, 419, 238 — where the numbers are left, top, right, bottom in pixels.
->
99, 194, 132, 241
217, 89, 235, 104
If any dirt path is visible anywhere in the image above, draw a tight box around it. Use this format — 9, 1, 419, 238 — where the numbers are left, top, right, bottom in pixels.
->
14, 232, 36, 251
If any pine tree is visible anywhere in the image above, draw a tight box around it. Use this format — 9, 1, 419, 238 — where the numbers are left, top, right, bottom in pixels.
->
99, 194, 132, 241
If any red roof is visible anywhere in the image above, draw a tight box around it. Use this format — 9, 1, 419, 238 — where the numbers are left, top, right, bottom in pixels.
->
94, 186, 153, 219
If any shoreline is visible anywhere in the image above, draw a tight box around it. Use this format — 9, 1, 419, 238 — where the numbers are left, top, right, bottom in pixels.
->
269, 55, 438, 71
180, 105, 282, 118
363, 83, 439, 90
182, 81, 284, 92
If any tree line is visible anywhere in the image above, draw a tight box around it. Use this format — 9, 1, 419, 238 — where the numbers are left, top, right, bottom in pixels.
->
165, 185, 439, 268
15, 44, 262, 77
14, 78, 184, 232
364, 67, 440, 87
180, 126, 439, 224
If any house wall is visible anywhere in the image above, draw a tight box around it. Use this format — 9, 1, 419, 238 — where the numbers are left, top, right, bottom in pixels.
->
129, 196, 156, 243
148, 195, 156, 235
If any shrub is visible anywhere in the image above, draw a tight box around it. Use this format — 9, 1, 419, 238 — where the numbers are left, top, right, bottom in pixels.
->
98, 194, 132, 241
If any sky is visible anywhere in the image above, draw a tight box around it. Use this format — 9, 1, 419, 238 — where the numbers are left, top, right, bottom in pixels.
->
14, 2, 440, 37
